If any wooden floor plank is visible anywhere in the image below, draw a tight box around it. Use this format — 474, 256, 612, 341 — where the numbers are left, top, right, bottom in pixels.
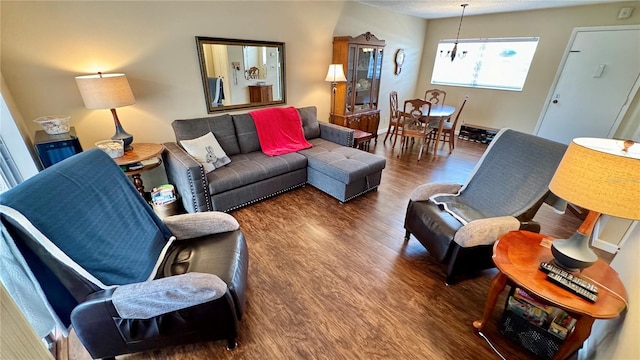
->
69, 138, 588, 360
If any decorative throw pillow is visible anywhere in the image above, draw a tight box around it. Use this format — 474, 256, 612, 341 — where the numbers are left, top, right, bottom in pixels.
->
180, 132, 231, 173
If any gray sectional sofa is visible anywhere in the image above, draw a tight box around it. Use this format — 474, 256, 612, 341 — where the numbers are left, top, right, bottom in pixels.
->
163, 106, 386, 213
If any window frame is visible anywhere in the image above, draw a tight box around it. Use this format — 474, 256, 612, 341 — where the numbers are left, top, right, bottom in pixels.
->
431, 36, 540, 92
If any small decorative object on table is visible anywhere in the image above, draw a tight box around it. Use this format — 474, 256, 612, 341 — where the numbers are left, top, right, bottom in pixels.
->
95, 139, 124, 158
33, 115, 71, 134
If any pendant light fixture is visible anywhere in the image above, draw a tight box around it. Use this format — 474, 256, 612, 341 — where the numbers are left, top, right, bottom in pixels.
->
448, 3, 469, 62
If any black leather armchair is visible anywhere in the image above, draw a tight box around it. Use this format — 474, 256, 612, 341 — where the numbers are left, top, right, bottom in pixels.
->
404, 129, 567, 284
0, 149, 248, 359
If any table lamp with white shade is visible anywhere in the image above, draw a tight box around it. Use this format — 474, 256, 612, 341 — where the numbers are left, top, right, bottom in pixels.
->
75, 72, 136, 150
549, 138, 640, 271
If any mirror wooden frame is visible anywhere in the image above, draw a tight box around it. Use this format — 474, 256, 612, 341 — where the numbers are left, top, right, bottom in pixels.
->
195, 36, 287, 113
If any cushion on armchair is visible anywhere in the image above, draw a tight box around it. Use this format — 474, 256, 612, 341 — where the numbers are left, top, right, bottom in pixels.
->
410, 183, 462, 202
163, 212, 239, 239
111, 272, 227, 319
453, 216, 520, 247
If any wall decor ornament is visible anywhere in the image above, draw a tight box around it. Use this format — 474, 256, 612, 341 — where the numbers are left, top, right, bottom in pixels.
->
394, 49, 405, 75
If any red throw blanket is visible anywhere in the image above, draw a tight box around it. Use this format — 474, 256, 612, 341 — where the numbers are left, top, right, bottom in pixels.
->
249, 107, 312, 156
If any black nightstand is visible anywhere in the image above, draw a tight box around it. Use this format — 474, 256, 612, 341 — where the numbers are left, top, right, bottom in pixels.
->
34, 127, 83, 168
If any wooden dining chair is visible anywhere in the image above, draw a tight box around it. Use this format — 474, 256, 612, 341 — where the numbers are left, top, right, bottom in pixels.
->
424, 88, 447, 105
383, 91, 400, 147
396, 98, 432, 160
429, 95, 468, 154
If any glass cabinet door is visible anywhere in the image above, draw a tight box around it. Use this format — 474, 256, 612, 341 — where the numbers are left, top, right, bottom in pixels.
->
346, 45, 356, 113
343, 43, 384, 115
353, 45, 376, 112
371, 47, 383, 109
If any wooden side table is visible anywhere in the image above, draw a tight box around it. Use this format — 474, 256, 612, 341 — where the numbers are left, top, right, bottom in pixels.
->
473, 230, 627, 360
353, 130, 374, 152
113, 143, 164, 197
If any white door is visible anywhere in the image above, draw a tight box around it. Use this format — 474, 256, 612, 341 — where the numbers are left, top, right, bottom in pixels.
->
534, 26, 640, 145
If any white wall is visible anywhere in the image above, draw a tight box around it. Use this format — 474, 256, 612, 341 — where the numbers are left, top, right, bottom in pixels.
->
580, 224, 640, 360
417, 1, 640, 137
0, 1, 426, 188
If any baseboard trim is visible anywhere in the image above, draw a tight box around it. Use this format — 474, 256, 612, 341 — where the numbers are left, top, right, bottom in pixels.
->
592, 238, 619, 254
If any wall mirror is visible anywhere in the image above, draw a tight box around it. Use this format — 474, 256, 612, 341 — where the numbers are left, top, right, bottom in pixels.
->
196, 36, 286, 113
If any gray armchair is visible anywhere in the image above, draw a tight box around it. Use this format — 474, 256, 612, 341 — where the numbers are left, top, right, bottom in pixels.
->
403, 129, 567, 284
0, 149, 248, 359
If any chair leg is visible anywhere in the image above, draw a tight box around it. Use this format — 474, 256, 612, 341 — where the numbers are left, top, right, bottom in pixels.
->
226, 339, 238, 350
418, 138, 426, 161
425, 131, 434, 155
449, 133, 455, 154
383, 123, 394, 143
445, 275, 456, 286
386, 126, 398, 148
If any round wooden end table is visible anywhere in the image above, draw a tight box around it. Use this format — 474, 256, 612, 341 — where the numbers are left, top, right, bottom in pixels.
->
473, 230, 627, 360
113, 143, 164, 197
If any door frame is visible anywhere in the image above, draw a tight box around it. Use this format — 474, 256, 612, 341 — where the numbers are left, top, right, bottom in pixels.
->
592, 217, 638, 254
533, 25, 640, 138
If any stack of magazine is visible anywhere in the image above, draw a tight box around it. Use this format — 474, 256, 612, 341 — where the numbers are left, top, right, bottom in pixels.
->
151, 184, 177, 206
507, 287, 576, 340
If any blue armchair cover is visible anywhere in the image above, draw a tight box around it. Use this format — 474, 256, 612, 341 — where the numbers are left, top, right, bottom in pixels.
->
1, 149, 249, 358
1, 149, 174, 324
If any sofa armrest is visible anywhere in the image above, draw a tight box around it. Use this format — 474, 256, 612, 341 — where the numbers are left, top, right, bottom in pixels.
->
319, 122, 354, 147
162, 142, 212, 213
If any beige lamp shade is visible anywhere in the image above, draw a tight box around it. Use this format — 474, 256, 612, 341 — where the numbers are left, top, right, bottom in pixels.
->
549, 137, 640, 220
325, 64, 347, 82
75, 73, 136, 110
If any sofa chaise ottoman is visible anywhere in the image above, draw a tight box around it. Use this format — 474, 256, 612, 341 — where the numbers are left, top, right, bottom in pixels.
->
163, 106, 386, 213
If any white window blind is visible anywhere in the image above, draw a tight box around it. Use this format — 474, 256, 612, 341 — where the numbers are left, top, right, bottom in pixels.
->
431, 37, 539, 91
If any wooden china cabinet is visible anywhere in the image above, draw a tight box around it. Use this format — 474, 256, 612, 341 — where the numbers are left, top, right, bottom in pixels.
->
331, 32, 385, 141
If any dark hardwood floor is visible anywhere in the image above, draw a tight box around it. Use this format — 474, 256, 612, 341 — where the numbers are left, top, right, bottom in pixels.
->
70, 137, 589, 360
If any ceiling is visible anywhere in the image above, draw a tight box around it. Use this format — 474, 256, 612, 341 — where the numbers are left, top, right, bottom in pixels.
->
356, 1, 617, 19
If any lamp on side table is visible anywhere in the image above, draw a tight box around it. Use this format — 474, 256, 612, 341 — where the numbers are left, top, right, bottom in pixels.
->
548, 138, 639, 271
76, 72, 136, 150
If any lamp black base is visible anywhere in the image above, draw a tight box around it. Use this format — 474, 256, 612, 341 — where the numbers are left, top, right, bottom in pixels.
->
112, 130, 133, 151
550, 231, 598, 272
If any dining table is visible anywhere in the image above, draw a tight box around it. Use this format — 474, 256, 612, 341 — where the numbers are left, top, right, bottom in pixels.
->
421, 104, 456, 155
